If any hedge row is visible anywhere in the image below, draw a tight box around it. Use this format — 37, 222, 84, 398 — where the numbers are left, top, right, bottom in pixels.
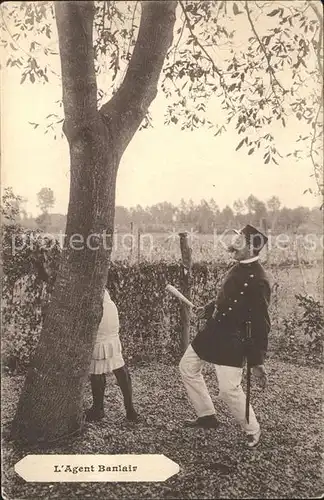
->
108, 261, 229, 364
4, 257, 322, 372
2, 261, 229, 371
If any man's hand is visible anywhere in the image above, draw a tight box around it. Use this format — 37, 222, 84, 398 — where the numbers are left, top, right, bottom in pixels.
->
252, 365, 267, 389
195, 306, 206, 319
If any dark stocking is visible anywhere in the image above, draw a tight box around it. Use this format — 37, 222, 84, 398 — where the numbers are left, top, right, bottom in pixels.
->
113, 365, 138, 421
86, 374, 106, 421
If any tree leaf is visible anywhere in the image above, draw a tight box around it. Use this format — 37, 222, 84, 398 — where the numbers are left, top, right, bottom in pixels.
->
233, 3, 240, 15
235, 138, 245, 151
248, 148, 255, 155
268, 9, 280, 17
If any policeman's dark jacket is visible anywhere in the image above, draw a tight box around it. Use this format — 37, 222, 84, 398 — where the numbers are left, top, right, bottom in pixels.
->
191, 259, 271, 368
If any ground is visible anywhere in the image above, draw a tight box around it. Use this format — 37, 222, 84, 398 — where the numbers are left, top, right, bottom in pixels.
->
2, 359, 323, 499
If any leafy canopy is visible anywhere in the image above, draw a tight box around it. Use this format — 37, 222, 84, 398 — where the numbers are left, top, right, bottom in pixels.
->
1, 1, 323, 194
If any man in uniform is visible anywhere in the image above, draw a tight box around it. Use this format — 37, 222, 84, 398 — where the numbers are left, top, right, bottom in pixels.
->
179, 224, 271, 448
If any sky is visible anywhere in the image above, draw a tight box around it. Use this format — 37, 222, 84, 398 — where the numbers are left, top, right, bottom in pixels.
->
1, 1, 321, 217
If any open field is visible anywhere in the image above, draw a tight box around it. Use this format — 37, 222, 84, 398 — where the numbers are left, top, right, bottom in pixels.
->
2, 359, 323, 499
110, 232, 323, 265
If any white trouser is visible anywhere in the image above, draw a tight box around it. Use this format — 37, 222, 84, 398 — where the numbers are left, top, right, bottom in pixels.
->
179, 344, 260, 436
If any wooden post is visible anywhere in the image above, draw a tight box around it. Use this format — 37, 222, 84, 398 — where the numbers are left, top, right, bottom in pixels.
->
295, 235, 307, 293
130, 222, 134, 262
261, 218, 269, 262
267, 229, 271, 264
179, 231, 192, 353
137, 228, 141, 263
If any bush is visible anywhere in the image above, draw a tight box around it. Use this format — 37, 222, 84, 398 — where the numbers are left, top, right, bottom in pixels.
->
1, 224, 60, 373
280, 293, 323, 365
295, 293, 324, 357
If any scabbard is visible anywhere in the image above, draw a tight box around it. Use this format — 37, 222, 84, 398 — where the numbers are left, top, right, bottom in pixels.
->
245, 361, 251, 424
245, 321, 252, 424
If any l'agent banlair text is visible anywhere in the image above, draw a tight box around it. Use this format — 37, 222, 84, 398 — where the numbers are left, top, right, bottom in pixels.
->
54, 464, 138, 474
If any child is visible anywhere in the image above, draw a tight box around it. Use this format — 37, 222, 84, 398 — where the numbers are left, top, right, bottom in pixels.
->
86, 288, 139, 422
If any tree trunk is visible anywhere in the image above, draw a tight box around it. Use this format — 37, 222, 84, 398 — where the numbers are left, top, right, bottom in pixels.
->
11, 0, 176, 444
179, 232, 192, 353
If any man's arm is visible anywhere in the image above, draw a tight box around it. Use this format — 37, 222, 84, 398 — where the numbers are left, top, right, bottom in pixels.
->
248, 279, 271, 367
204, 300, 216, 319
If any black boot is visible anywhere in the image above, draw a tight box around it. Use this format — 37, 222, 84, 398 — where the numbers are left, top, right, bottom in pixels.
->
113, 366, 139, 422
184, 414, 220, 429
86, 374, 106, 422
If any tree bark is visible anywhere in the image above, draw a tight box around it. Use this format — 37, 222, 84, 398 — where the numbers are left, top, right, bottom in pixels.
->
11, 0, 177, 444
179, 232, 192, 353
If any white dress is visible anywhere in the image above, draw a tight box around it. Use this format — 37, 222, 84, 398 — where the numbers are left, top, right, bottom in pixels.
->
89, 291, 125, 374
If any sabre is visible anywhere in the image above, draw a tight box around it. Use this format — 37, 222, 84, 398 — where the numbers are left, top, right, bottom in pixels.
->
165, 284, 197, 309
245, 320, 252, 424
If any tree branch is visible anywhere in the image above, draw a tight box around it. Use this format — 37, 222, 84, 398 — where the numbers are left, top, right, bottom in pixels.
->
309, 1, 323, 26
179, 1, 223, 81
173, 13, 186, 64
54, 1, 98, 139
310, 86, 324, 194
100, 1, 177, 152
102, 1, 107, 34
178, 0, 236, 110
126, 1, 139, 60
309, 1, 323, 76
245, 1, 285, 95
308, 2, 323, 195
1, 6, 61, 79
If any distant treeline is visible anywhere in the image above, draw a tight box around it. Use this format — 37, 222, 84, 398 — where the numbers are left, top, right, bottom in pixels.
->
113, 196, 322, 234
4, 188, 322, 235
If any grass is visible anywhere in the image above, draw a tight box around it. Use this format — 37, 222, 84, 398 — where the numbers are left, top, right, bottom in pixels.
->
2, 359, 323, 499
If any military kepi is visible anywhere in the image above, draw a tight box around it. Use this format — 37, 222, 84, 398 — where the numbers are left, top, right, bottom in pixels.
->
240, 224, 268, 254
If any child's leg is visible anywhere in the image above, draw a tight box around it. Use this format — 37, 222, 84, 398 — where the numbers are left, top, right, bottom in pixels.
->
113, 365, 138, 421
86, 373, 106, 421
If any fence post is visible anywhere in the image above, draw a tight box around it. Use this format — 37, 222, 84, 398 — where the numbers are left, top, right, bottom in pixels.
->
261, 218, 269, 263
179, 231, 192, 353
267, 229, 271, 264
295, 235, 307, 293
130, 222, 134, 262
137, 228, 141, 263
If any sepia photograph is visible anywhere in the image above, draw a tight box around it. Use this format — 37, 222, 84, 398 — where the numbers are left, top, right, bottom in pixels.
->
1, 0, 323, 498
